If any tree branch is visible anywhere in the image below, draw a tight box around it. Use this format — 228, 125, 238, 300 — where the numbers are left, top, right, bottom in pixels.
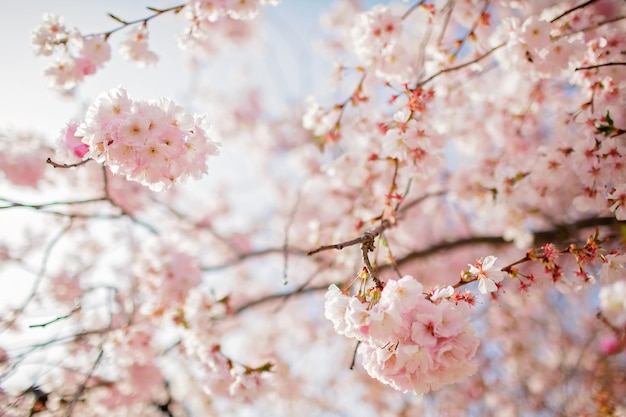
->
575, 62, 626, 71
550, 0, 598, 23
233, 284, 330, 315
387, 216, 622, 270
307, 219, 392, 256
46, 158, 91, 169
202, 247, 309, 272
415, 42, 506, 88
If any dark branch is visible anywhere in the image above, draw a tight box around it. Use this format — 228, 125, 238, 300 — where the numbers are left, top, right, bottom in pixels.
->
307, 220, 392, 256
575, 62, 626, 71
388, 216, 622, 269
415, 43, 506, 88
233, 284, 330, 315
202, 247, 309, 272
46, 158, 90, 169
550, 0, 598, 23
229, 216, 621, 314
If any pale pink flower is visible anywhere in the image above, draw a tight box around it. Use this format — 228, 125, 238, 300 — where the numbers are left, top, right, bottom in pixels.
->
0, 131, 49, 188
469, 256, 506, 294
599, 281, 626, 328
519, 17, 552, 51
600, 254, 626, 284
80, 35, 111, 67
324, 284, 351, 335
229, 371, 269, 403
31, 13, 67, 56
430, 285, 454, 303
119, 26, 158, 67
43, 57, 84, 90
50, 273, 82, 305
122, 363, 165, 402
134, 239, 203, 312
178, 2, 261, 57
609, 185, 626, 220
351, 5, 403, 66
302, 97, 340, 137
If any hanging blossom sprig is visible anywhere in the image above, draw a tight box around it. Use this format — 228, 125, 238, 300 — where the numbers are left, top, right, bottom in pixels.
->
313, 216, 623, 395
31, 13, 112, 92
58, 86, 219, 191
31, 1, 282, 92
30, 7, 181, 91
324, 275, 480, 395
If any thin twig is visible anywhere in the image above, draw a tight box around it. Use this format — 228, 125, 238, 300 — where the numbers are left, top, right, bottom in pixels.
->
575, 62, 626, 71
307, 219, 392, 256
550, 0, 598, 23
349, 341, 361, 370
449, 0, 490, 61
233, 284, 331, 315
202, 247, 309, 272
1, 219, 74, 332
282, 191, 301, 285
553, 15, 625, 39
29, 306, 81, 328
0, 197, 108, 210
85, 4, 185, 39
46, 158, 90, 169
402, 0, 425, 20
65, 349, 104, 416
415, 42, 506, 88
437, 0, 456, 47
225, 217, 621, 317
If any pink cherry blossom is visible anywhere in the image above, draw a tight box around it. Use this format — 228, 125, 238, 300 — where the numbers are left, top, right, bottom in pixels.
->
32, 15, 111, 92
609, 184, 626, 220
599, 281, 626, 328
324, 275, 479, 395
75, 86, 219, 190
119, 26, 158, 67
4, 1, 626, 415
469, 256, 506, 294
600, 254, 626, 284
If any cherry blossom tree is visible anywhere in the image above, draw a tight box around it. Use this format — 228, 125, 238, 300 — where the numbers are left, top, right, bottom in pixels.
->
1, 0, 625, 415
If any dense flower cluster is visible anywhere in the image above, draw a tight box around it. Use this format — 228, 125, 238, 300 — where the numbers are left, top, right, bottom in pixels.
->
325, 276, 479, 394
351, 5, 413, 83
68, 87, 218, 190
178, 0, 280, 56
31, 13, 111, 91
0, 131, 51, 188
132, 240, 203, 313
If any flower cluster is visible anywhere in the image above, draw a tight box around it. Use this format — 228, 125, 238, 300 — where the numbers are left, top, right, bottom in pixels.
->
467, 256, 507, 294
119, 26, 158, 67
325, 276, 479, 394
178, 0, 280, 56
350, 5, 413, 83
31, 13, 111, 92
133, 240, 203, 313
0, 131, 50, 188
184, 0, 280, 22
599, 254, 626, 329
68, 87, 218, 190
